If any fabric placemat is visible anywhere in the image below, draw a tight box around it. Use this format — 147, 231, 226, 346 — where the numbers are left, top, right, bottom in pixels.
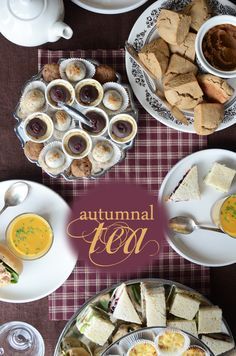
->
38, 49, 209, 321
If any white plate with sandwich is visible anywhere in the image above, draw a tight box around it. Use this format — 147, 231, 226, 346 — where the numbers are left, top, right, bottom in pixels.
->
159, 148, 236, 267
55, 279, 235, 356
125, 0, 236, 133
0, 180, 77, 303
71, 0, 148, 14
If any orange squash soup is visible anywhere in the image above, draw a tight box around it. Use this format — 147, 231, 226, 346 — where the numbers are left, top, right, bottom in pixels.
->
220, 195, 236, 238
6, 213, 53, 260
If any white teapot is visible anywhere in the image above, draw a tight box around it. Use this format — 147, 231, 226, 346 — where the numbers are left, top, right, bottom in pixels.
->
0, 0, 73, 46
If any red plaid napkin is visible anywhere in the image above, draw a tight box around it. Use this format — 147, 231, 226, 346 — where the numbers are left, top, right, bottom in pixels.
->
38, 49, 209, 321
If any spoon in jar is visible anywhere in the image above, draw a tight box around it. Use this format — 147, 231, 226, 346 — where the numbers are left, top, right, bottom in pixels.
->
0, 182, 30, 216
169, 216, 224, 235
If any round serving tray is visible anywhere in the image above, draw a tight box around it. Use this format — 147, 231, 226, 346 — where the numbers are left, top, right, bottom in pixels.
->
54, 278, 235, 356
125, 0, 236, 133
13, 59, 138, 181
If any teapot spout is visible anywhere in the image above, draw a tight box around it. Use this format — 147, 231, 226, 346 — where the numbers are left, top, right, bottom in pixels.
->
48, 21, 73, 42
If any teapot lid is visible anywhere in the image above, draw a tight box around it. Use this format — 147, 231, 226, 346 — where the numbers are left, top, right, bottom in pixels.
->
7, 0, 45, 20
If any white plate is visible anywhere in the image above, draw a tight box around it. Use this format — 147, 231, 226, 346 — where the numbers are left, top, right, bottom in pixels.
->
158, 149, 236, 267
0, 180, 77, 303
126, 0, 236, 133
71, 0, 148, 14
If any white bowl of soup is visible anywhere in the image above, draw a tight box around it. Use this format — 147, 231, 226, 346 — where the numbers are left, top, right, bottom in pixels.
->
6, 213, 53, 260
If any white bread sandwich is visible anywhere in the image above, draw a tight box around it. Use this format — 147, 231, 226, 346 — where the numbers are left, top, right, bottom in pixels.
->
76, 305, 115, 346
109, 283, 142, 324
0, 243, 23, 287
205, 162, 236, 193
198, 306, 222, 334
201, 335, 235, 355
141, 282, 166, 327
169, 166, 200, 202
169, 292, 200, 320
167, 319, 198, 338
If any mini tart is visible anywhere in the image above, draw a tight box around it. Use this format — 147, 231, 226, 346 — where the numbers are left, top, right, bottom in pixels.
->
80, 107, 109, 137
52, 110, 75, 140
59, 58, 96, 83
183, 346, 209, 356
108, 114, 138, 144
75, 79, 104, 107
38, 141, 71, 176
62, 129, 92, 159
23, 141, 44, 161
45, 79, 75, 110
23, 112, 54, 143
70, 157, 92, 178
127, 340, 158, 356
17, 80, 47, 119
88, 137, 122, 176
155, 328, 190, 356
42, 63, 61, 83
101, 82, 129, 114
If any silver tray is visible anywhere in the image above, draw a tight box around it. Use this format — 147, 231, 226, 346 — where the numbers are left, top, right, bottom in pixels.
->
53, 278, 235, 356
13, 59, 138, 181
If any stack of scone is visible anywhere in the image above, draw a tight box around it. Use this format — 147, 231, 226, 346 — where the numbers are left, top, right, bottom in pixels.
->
138, 0, 234, 135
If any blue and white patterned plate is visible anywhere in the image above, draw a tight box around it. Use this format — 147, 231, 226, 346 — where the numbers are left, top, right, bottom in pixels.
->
125, 0, 236, 133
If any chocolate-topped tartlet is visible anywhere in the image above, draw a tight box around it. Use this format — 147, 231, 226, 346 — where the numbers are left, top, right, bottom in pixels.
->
49, 85, 71, 105
46, 79, 75, 109
81, 108, 108, 136
62, 129, 92, 159
68, 135, 87, 155
75, 79, 103, 107
79, 85, 99, 104
26, 117, 47, 138
112, 120, 133, 139
24, 113, 54, 143
109, 114, 137, 144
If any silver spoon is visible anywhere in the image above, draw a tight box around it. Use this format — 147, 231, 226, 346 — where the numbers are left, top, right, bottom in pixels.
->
0, 181, 30, 216
169, 216, 224, 235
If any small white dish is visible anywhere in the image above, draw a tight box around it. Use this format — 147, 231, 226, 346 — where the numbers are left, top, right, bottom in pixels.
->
195, 15, 236, 79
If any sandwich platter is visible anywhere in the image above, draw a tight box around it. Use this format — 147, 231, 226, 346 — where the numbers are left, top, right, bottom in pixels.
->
125, 0, 236, 133
159, 148, 236, 267
54, 279, 235, 356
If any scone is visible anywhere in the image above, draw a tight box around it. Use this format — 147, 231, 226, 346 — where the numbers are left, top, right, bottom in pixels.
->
163, 54, 197, 87
42, 63, 60, 82
198, 74, 234, 104
94, 65, 117, 84
157, 9, 191, 45
70, 157, 92, 177
194, 103, 224, 135
169, 32, 196, 62
24, 141, 44, 161
183, 0, 211, 32
164, 72, 203, 110
138, 38, 170, 79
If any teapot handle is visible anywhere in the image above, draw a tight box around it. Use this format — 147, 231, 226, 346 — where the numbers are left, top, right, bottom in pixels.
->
49, 22, 73, 42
